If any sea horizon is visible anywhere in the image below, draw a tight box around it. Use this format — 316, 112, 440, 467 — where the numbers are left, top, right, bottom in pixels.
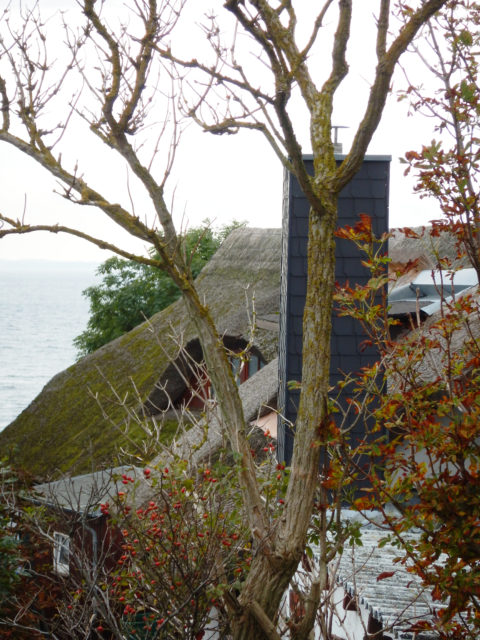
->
0, 260, 99, 431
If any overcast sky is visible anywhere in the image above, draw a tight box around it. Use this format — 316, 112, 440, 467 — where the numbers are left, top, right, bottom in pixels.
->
0, 1, 443, 263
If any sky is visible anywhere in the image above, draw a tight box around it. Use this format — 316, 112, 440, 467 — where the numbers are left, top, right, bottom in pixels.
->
0, 1, 444, 263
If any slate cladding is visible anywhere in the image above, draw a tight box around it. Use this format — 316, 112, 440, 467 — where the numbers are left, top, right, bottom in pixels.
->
277, 155, 390, 464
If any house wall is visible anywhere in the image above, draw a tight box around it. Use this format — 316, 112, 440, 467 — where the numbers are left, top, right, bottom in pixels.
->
329, 585, 374, 640
48, 510, 120, 578
278, 156, 390, 464
284, 582, 373, 640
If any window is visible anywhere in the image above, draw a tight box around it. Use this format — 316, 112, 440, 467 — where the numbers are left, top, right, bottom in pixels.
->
231, 352, 265, 384
248, 353, 264, 376
231, 355, 245, 384
177, 346, 266, 409
53, 532, 70, 576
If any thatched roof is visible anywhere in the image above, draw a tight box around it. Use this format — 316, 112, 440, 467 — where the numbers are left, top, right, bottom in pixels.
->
155, 356, 279, 469
2, 225, 472, 477
389, 226, 469, 285
389, 284, 480, 388
388, 227, 480, 386
33, 359, 280, 516
0, 228, 281, 477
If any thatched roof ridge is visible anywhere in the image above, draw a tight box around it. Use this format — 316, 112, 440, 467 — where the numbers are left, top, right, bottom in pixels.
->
153, 357, 279, 469
389, 226, 469, 282
0, 228, 281, 477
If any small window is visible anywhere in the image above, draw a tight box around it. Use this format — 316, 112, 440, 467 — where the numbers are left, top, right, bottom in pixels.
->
249, 354, 260, 376
248, 353, 265, 377
53, 532, 70, 576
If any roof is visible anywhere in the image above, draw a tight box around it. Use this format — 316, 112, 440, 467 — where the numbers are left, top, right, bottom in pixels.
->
389, 227, 469, 275
32, 356, 279, 520
388, 281, 480, 390
158, 356, 279, 468
389, 268, 478, 318
388, 229, 480, 385
333, 519, 442, 639
1, 225, 472, 477
0, 228, 281, 477
34, 465, 146, 515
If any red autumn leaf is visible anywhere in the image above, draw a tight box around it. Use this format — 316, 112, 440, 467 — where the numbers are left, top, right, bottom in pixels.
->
397, 226, 423, 239
431, 584, 442, 601
376, 571, 395, 581
357, 213, 373, 231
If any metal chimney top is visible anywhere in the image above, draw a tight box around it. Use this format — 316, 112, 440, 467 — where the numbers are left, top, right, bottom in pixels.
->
332, 125, 348, 154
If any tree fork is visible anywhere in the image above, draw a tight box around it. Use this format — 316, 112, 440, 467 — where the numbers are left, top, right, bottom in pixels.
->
228, 196, 338, 640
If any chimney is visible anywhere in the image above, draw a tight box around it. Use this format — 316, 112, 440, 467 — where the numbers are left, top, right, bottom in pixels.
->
277, 155, 391, 466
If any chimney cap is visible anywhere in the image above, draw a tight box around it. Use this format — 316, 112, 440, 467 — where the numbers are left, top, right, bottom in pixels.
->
331, 125, 348, 154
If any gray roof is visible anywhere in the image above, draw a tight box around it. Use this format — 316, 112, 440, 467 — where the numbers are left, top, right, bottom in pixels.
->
389, 268, 478, 317
334, 522, 442, 639
34, 465, 147, 515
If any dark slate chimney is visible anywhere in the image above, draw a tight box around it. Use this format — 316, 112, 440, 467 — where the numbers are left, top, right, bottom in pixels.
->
277, 155, 391, 464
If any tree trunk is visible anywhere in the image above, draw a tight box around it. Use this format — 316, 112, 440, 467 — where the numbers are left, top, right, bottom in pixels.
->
231, 195, 338, 640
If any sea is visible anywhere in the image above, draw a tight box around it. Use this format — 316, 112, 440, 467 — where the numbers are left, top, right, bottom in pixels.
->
0, 261, 99, 432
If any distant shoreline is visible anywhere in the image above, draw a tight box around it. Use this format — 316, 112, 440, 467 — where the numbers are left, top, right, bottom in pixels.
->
0, 259, 100, 271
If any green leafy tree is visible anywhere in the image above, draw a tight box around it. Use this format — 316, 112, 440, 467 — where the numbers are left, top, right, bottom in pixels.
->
74, 222, 242, 357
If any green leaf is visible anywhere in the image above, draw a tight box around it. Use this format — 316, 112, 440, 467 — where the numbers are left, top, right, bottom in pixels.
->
459, 30, 473, 46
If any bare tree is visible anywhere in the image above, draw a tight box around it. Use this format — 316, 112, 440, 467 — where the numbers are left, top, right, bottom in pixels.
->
0, 1, 450, 638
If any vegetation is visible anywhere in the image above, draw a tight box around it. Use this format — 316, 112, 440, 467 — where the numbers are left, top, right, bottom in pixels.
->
333, 215, 480, 639
106, 460, 253, 639
372, 4, 480, 634
74, 222, 243, 357
0, 2, 460, 639
0, 466, 21, 611
331, 8, 480, 628
0, 463, 62, 638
